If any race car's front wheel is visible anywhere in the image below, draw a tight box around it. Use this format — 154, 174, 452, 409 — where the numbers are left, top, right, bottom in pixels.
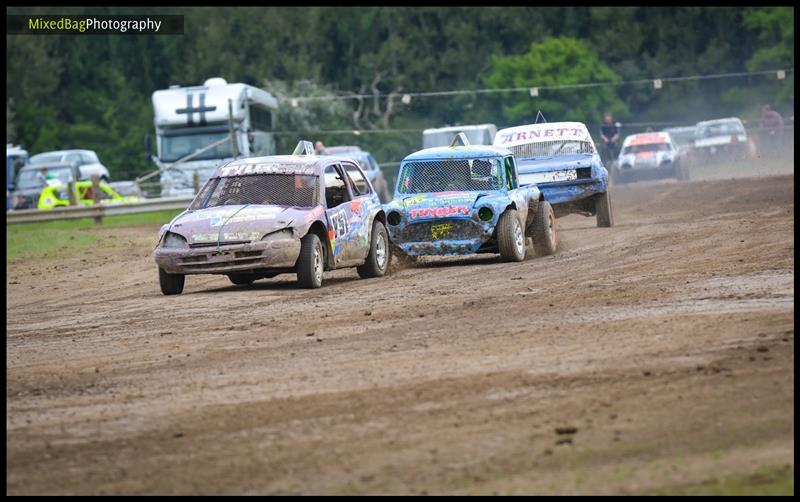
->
498, 209, 526, 262
595, 191, 614, 228
159, 267, 185, 295
532, 201, 558, 256
357, 220, 390, 279
228, 274, 256, 286
297, 233, 324, 289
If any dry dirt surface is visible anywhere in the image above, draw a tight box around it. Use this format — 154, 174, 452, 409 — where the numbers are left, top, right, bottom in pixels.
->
6, 173, 794, 495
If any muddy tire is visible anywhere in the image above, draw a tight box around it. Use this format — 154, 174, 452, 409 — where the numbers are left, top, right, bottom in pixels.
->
595, 191, 614, 228
532, 201, 558, 256
228, 274, 255, 286
159, 267, 185, 295
357, 221, 390, 279
297, 233, 324, 289
497, 209, 526, 262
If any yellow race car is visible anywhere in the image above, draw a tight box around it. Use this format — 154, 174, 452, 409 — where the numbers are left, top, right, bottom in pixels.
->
37, 180, 142, 210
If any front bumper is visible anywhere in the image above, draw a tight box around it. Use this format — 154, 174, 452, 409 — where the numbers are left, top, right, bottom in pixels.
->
388, 217, 494, 256
154, 238, 301, 275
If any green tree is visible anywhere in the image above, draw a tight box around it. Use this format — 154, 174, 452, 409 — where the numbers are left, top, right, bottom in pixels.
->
485, 36, 628, 125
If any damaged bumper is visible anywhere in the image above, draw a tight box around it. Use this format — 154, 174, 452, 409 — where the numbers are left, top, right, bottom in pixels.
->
388, 217, 495, 257
154, 237, 301, 275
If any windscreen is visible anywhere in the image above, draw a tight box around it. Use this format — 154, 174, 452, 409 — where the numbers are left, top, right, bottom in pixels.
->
397, 158, 503, 194
161, 131, 233, 162
29, 153, 64, 165
189, 174, 320, 209
696, 121, 745, 138
15, 167, 75, 189
509, 139, 595, 160
623, 143, 671, 155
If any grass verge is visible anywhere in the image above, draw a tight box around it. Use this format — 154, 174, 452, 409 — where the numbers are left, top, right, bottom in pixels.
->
7, 209, 183, 262
649, 464, 793, 495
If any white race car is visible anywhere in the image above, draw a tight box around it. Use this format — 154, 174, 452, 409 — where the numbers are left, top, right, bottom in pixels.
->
614, 131, 689, 183
692, 117, 757, 163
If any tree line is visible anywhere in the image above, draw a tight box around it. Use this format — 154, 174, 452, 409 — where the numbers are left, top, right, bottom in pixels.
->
6, 6, 794, 180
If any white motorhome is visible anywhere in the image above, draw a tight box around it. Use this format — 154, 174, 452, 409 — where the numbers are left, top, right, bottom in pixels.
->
150, 77, 279, 197
422, 124, 497, 149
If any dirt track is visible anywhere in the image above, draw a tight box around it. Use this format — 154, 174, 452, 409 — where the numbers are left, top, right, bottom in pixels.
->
6, 170, 794, 494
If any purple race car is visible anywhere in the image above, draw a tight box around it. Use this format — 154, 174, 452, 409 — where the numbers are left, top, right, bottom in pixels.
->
154, 141, 390, 294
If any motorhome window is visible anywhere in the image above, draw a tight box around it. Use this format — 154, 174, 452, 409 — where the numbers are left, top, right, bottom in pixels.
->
250, 106, 273, 132
160, 131, 233, 162
189, 174, 319, 209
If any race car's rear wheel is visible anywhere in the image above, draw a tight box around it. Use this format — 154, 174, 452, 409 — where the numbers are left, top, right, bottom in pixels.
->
532, 201, 558, 256
159, 267, 185, 295
228, 274, 256, 286
498, 209, 526, 262
357, 220, 390, 279
297, 233, 324, 289
595, 191, 614, 228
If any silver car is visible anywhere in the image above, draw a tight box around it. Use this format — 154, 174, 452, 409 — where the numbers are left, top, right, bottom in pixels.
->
29, 149, 111, 183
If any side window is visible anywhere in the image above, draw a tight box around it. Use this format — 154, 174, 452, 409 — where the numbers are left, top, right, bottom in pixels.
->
505, 157, 518, 189
65, 153, 81, 165
343, 162, 371, 196
250, 105, 273, 132
80, 152, 94, 165
324, 164, 352, 208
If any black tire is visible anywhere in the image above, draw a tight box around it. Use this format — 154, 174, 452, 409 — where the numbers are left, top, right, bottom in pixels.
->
357, 220, 390, 279
159, 267, 185, 295
497, 209, 526, 262
297, 232, 324, 289
228, 274, 255, 286
595, 191, 614, 228
532, 201, 558, 256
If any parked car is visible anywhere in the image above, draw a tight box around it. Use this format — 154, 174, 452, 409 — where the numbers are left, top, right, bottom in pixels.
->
384, 133, 557, 262
323, 146, 392, 203
108, 181, 147, 199
614, 131, 689, 183
493, 122, 613, 227
692, 117, 756, 163
6, 144, 28, 211
29, 149, 111, 183
37, 180, 142, 210
8, 162, 80, 210
154, 141, 390, 294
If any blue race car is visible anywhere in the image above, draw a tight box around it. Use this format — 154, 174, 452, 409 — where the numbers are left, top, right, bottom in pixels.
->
384, 133, 557, 262
494, 122, 613, 227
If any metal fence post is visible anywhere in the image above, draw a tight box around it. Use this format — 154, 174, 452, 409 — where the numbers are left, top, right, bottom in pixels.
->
193, 171, 200, 194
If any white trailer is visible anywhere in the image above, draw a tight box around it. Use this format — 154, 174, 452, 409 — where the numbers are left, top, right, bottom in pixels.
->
149, 77, 279, 197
